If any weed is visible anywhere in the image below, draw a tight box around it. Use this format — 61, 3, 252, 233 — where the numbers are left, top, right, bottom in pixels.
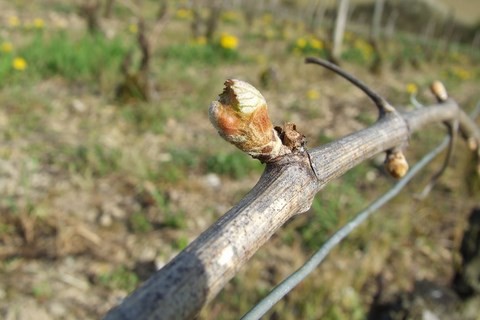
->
162, 42, 240, 66
205, 151, 263, 179
157, 162, 187, 183
341, 39, 376, 64
297, 196, 339, 250
2, 197, 19, 215
173, 236, 189, 250
128, 212, 153, 234
296, 165, 368, 250
169, 148, 200, 170
289, 36, 327, 57
32, 281, 53, 301
120, 103, 166, 134
98, 266, 139, 292
355, 111, 376, 126
164, 211, 186, 229
6, 31, 129, 87
0, 223, 15, 237
148, 189, 186, 229
60, 143, 121, 177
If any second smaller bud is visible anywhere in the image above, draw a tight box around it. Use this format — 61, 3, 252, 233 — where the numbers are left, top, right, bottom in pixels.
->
385, 149, 409, 179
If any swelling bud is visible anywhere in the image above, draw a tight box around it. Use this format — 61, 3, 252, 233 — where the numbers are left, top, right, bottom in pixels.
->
385, 150, 409, 179
209, 79, 290, 162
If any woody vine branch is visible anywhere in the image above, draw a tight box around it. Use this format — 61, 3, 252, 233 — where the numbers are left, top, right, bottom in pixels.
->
105, 58, 480, 320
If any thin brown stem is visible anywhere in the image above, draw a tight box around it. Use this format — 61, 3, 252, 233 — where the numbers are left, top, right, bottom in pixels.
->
305, 57, 395, 115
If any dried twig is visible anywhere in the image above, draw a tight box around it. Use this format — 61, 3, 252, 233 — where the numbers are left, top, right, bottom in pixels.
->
305, 57, 395, 115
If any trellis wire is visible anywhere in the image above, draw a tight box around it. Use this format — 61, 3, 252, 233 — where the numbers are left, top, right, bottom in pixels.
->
241, 136, 451, 320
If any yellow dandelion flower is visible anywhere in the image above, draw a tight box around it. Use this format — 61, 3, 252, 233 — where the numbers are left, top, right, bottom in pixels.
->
1, 42, 13, 53
354, 39, 373, 57
175, 8, 193, 20
453, 67, 472, 80
310, 38, 323, 50
13, 57, 27, 71
128, 23, 138, 34
306, 89, 320, 100
195, 36, 207, 45
296, 37, 307, 49
8, 16, 20, 27
33, 18, 45, 29
262, 13, 273, 24
220, 34, 238, 50
406, 83, 418, 95
221, 10, 240, 23
264, 28, 275, 40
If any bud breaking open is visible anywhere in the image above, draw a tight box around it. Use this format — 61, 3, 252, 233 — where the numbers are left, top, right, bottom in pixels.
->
209, 79, 290, 162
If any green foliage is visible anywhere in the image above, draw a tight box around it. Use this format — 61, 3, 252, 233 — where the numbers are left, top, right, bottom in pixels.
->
288, 36, 327, 57
0, 223, 14, 237
32, 281, 53, 301
355, 111, 376, 126
60, 143, 121, 177
297, 196, 339, 250
162, 42, 240, 66
296, 165, 368, 250
98, 266, 139, 292
205, 151, 263, 179
169, 148, 200, 169
164, 211, 186, 229
149, 189, 186, 229
341, 38, 375, 64
8, 32, 128, 85
128, 212, 153, 233
121, 103, 166, 134
173, 235, 189, 250
221, 11, 243, 25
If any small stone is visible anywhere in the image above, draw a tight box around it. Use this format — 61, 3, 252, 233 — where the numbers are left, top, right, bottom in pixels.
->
366, 170, 377, 182
71, 99, 87, 113
203, 173, 221, 189
48, 302, 67, 317
99, 212, 113, 227
138, 246, 157, 261
102, 202, 126, 219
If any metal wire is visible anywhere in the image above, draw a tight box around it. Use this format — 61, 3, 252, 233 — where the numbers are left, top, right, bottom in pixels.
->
241, 137, 451, 320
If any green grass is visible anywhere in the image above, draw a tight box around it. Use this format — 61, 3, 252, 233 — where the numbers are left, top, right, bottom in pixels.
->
120, 103, 168, 134
205, 151, 264, 179
98, 266, 139, 292
32, 281, 53, 301
0, 31, 129, 87
59, 143, 122, 177
295, 163, 370, 251
128, 212, 153, 233
162, 42, 241, 65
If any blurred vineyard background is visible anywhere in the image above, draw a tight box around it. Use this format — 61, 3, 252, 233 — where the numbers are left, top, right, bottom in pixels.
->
0, 0, 479, 319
